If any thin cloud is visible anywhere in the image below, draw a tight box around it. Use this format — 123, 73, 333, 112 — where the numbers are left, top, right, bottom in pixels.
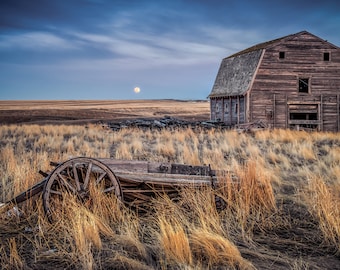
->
0, 31, 76, 51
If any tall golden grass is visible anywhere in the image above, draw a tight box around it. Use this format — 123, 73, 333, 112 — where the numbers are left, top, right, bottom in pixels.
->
0, 124, 340, 268
218, 159, 276, 238
302, 176, 340, 253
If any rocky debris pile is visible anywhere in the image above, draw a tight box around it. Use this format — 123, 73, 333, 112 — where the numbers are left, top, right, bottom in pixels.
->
105, 117, 270, 132
106, 116, 230, 131
235, 120, 268, 133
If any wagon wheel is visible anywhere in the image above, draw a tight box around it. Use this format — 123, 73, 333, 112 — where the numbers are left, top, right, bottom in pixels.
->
43, 157, 123, 222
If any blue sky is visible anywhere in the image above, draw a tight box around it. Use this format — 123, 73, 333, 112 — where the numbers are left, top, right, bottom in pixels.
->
1, 0, 339, 100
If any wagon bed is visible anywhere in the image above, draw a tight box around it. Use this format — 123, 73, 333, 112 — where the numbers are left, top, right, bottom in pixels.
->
1, 157, 218, 221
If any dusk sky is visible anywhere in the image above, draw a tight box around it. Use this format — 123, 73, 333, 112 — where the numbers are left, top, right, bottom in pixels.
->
1, 0, 340, 100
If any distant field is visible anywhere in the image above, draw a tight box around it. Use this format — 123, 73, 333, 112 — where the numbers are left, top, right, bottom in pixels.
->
0, 99, 210, 124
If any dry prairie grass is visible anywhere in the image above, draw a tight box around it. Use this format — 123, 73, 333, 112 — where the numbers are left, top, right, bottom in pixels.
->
0, 125, 340, 269
302, 176, 340, 253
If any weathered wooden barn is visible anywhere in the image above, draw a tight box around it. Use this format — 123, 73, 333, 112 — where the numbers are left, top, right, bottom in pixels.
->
208, 31, 340, 131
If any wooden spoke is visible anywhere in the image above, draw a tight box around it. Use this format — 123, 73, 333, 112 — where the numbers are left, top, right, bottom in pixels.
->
72, 162, 81, 191
43, 157, 122, 222
83, 161, 93, 190
96, 172, 106, 184
50, 189, 62, 196
103, 186, 117, 193
57, 173, 76, 193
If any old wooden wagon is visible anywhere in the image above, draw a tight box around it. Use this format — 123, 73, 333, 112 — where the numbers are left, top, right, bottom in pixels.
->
1, 157, 218, 221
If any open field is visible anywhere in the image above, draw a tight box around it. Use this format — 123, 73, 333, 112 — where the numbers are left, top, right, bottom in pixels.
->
0, 99, 210, 124
0, 100, 340, 269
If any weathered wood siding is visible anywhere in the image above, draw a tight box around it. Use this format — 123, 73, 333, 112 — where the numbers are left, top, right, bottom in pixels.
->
322, 95, 340, 131
249, 32, 340, 131
210, 98, 222, 121
210, 96, 245, 125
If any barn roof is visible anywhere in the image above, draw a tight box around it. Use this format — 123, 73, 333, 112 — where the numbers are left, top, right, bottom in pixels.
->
208, 31, 338, 98
209, 49, 263, 98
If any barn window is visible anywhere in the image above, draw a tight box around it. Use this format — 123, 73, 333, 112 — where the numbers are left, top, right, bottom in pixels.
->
323, 52, 330, 61
279, 51, 285, 59
298, 78, 309, 93
290, 113, 317, 120
225, 103, 229, 114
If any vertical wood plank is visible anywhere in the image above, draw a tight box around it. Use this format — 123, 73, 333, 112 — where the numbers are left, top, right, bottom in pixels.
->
336, 95, 340, 131
229, 97, 232, 124
285, 94, 288, 129
237, 95, 240, 124
244, 95, 247, 123
273, 93, 276, 128
249, 93, 252, 122
320, 94, 323, 131
222, 98, 225, 122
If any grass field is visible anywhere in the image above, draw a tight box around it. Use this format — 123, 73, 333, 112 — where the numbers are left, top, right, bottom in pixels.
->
0, 101, 339, 269
0, 99, 210, 124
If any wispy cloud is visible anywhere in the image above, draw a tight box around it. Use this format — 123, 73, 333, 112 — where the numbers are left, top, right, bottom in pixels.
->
0, 31, 76, 51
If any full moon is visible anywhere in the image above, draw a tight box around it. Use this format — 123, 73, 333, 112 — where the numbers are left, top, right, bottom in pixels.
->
134, 87, 141, 93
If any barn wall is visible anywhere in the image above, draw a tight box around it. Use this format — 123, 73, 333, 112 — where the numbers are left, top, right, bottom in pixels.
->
238, 96, 246, 123
210, 98, 223, 122
250, 32, 340, 131
210, 96, 245, 124
322, 95, 339, 131
223, 96, 245, 125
